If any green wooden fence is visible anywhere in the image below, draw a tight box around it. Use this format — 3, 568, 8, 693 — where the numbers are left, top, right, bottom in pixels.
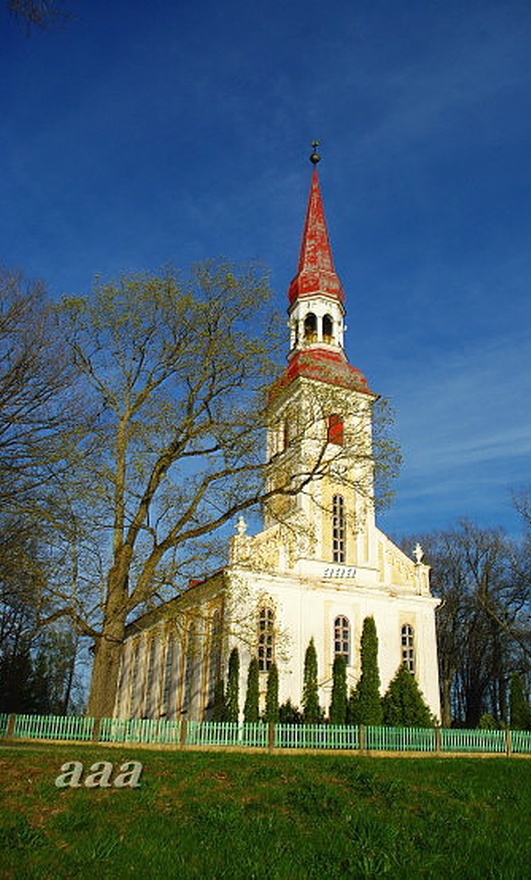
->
1, 714, 531, 755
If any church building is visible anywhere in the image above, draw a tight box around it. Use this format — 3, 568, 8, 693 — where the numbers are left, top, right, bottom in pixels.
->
114, 153, 441, 722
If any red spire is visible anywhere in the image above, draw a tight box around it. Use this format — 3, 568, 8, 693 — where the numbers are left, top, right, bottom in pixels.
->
288, 167, 345, 306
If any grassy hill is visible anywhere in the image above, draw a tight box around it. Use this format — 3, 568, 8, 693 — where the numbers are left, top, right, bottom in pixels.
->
1, 744, 530, 878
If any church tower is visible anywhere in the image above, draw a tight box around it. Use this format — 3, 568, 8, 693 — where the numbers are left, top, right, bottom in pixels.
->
264, 147, 378, 573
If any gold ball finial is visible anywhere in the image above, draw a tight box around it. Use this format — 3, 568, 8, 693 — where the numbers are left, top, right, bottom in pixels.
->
310, 140, 321, 165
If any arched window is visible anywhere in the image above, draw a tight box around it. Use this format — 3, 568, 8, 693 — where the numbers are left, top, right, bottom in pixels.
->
208, 610, 222, 706
334, 615, 350, 664
332, 494, 346, 563
128, 640, 142, 718
303, 312, 317, 341
161, 631, 177, 718
323, 314, 334, 343
401, 624, 415, 674
327, 413, 344, 446
182, 621, 197, 713
144, 638, 158, 717
258, 606, 275, 672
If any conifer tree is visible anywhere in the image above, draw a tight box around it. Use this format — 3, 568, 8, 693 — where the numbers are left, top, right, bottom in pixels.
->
355, 616, 383, 725
329, 654, 347, 724
243, 657, 260, 723
346, 686, 359, 725
382, 663, 434, 727
509, 672, 531, 730
212, 677, 226, 721
302, 637, 321, 723
225, 647, 240, 722
265, 662, 279, 724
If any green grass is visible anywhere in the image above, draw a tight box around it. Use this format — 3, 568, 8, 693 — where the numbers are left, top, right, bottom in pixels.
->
0, 744, 530, 878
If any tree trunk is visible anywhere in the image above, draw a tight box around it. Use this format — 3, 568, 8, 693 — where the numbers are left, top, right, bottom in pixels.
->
440, 675, 453, 728
87, 623, 125, 718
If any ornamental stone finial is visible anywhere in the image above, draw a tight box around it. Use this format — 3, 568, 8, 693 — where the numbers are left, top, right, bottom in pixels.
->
236, 516, 247, 537
413, 543, 424, 564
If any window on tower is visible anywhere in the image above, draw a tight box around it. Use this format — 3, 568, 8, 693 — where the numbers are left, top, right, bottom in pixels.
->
334, 615, 350, 664
323, 314, 334, 343
332, 494, 346, 563
258, 605, 275, 672
401, 624, 415, 674
303, 312, 317, 342
327, 413, 344, 446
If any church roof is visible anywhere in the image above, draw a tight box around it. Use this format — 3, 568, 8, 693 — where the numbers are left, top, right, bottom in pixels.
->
276, 152, 374, 398
288, 167, 346, 306
271, 347, 373, 397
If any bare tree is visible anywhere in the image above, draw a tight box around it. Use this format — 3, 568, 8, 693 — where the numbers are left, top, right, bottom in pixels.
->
7, 0, 72, 30
402, 520, 531, 726
0, 268, 82, 507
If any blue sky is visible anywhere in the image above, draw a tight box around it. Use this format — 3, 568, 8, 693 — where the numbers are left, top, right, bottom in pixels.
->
2, 0, 531, 538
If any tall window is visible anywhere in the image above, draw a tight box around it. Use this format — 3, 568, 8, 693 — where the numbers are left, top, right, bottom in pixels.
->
332, 494, 346, 563
258, 606, 275, 672
161, 632, 177, 718
144, 638, 158, 717
182, 621, 197, 713
334, 615, 350, 664
401, 624, 415, 674
323, 314, 334, 343
208, 610, 222, 706
327, 413, 344, 446
128, 640, 141, 718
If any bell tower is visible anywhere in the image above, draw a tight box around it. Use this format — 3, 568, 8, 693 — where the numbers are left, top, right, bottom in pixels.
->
287, 145, 346, 354
265, 147, 378, 569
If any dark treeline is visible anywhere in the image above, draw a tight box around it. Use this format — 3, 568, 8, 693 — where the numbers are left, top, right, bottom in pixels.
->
400, 518, 531, 728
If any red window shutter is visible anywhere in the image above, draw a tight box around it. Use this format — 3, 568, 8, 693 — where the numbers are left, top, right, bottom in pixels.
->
328, 414, 344, 446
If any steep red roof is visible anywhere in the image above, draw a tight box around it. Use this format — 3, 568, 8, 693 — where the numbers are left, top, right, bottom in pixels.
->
288, 168, 345, 306
271, 347, 373, 397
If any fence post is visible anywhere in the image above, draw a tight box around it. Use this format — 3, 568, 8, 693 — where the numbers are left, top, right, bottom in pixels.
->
268, 723, 275, 751
358, 724, 366, 754
180, 717, 188, 747
6, 714, 16, 740
434, 725, 442, 754
505, 727, 512, 757
91, 717, 101, 743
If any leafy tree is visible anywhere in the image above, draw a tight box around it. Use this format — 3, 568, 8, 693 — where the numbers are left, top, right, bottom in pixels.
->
264, 662, 279, 724
243, 657, 259, 723
302, 637, 321, 723
352, 617, 382, 726
509, 672, 531, 730
382, 664, 434, 727
51, 262, 290, 717
225, 647, 240, 722
329, 654, 347, 724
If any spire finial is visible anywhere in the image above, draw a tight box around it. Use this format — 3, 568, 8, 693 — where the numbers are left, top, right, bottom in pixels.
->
309, 140, 321, 165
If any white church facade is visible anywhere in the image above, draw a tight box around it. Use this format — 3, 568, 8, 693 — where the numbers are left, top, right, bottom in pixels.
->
114, 155, 441, 723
